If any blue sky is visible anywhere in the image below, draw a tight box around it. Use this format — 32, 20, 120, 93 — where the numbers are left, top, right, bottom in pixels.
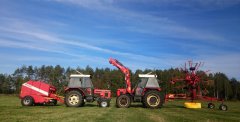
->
0, 0, 239, 79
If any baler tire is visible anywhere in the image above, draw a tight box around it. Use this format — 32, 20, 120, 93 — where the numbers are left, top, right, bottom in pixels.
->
116, 94, 131, 108
65, 90, 83, 107
21, 96, 34, 106
143, 90, 163, 109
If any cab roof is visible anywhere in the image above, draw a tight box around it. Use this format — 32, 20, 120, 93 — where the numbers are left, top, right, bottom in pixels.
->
70, 74, 90, 78
138, 74, 157, 78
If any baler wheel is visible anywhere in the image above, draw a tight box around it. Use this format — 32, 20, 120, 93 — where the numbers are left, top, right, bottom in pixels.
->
65, 90, 83, 107
116, 94, 131, 108
21, 96, 34, 106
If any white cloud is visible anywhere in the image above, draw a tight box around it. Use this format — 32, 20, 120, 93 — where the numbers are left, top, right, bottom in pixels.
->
53, 0, 231, 44
200, 53, 240, 79
0, 18, 188, 73
0, 1, 239, 79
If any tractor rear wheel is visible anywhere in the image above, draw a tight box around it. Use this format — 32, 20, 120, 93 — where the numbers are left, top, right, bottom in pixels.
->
65, 90, 83, 107
116, 94, 131, 108
21, 96, 34, 106
143, 91, 163, 109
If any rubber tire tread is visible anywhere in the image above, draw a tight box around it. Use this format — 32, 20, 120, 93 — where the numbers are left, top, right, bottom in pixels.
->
65, 90, 83, 107
143, 90, 163, 109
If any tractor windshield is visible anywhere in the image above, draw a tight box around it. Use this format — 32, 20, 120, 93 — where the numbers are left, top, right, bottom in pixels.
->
68, 77, 82, 87
68, 77, 93, 88
136, 77, 160, 88
137, 78, 148, 88
82, 77, 93, 88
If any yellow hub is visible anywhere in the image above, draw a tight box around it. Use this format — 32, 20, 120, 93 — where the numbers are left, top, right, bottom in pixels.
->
68, 94, 79, 105
147, 95, 160, 107
184, 102, 201, 109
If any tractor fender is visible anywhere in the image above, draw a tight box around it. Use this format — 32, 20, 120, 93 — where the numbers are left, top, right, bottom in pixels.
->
142, 88, 161, 96
65, 88, 85, 97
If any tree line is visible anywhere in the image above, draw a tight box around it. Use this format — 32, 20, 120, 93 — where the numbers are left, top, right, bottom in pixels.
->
0, 65, 239, 100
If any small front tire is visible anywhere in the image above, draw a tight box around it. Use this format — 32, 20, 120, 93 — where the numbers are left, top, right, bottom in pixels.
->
99, 100, 109, 108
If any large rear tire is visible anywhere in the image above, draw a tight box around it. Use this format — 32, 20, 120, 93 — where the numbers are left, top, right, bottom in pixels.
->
116, 94, 131, 108
21, 96, 34, 106
143, 90, 163, 109
65, 90, 83, 107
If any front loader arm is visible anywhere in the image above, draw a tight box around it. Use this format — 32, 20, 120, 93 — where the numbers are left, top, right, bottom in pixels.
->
109, 58, 132, 94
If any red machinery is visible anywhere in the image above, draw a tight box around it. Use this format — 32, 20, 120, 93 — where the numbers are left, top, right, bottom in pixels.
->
64, 73, 111, 107
20, 80, 64, 106
109, 58, 164, 108
170, 61, 228, 110
20, 72, 111, 107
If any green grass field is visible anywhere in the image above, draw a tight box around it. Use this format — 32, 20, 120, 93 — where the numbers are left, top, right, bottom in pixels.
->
0, 95, 239, 122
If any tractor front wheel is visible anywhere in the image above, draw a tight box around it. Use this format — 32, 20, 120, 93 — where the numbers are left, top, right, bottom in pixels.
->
116, 94, 131, 108
143, 91, 163, 109
65, 90, 83, 107
99, 99, 110, 108
21, 96, 34, 106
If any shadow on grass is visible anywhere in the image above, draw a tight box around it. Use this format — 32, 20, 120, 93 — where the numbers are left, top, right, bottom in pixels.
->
34, 104, 61, 106
129, 104, 145, 108
163, 104, 185, 108
83, 104, 98, 107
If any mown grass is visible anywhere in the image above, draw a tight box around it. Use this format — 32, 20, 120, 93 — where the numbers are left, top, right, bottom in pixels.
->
0, 94, 240, 122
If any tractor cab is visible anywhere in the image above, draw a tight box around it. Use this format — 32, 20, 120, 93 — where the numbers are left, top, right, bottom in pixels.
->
68, 74, 93, 88
67, 74, 94, 99
135, 74, 160, 96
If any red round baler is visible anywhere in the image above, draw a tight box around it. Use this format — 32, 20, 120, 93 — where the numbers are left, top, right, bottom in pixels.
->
20, 80, 64, 106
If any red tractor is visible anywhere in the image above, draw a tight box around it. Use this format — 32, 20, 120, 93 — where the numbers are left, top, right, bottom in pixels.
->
109, 58, 165, 109
64, 72, 111, 107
